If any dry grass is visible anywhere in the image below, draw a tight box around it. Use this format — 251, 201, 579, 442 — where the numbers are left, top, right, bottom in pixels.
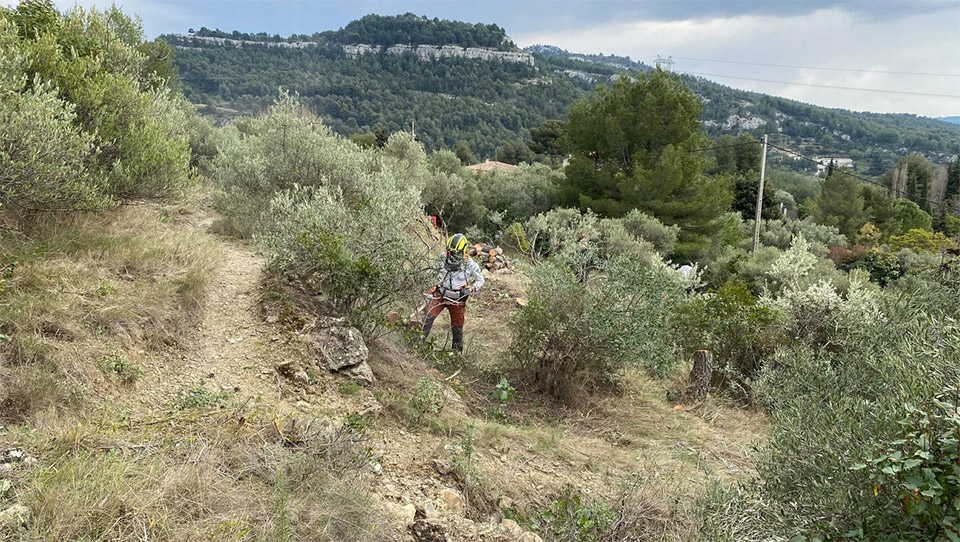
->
1, 400, 391, 542
0, 205, 220, 423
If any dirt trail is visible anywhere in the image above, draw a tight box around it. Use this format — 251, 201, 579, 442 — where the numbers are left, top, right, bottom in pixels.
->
141, 218, 273, 410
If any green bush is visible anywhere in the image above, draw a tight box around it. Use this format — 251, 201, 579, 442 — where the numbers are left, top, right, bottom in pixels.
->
618, 209, 680, 255
852, 387, 960, 541
213, 92, 362, 238
742, 283, 960, 539
261, 183, 429, 337
510, 257, 685, 401
97, 348, 143, 383
851, 248, 902, 286
0, 3, 195, 217
409, 377, 444, 427
1, 2, 194, 211
889, 229, 958, 253
673, 281, 781, 395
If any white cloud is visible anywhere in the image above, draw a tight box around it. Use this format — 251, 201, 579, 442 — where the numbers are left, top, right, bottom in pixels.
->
515, 7, 960, 117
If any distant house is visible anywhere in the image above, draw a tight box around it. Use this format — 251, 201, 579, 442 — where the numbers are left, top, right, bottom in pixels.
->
466, 159, 518, 172
815, 157, 854, 174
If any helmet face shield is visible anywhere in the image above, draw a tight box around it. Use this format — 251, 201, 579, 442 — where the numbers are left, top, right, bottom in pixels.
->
446, 233, 469, 255
445, 250, 464, 270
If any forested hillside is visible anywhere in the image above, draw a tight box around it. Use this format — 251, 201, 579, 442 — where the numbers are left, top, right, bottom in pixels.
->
168, 14, 960, 174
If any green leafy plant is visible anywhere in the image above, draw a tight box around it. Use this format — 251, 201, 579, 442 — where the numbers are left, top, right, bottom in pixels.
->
511, 257, 685, 401
673, 280, 781, 395
851, 387, 960, 541
172, 386, 225, 410
409, 377, 444, 427
96, 349, 143, 383
451, 422, 482, 499
488, 377, 516, 421
528, 488, 616, 541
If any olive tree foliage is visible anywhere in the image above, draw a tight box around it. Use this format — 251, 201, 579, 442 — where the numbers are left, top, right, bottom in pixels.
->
0, 17, 103, 214
0, 1, 195, 218
259, 182, 430, 338
216, 95, 432, 335
510, 257, 686, 401
524, 207, 677, 265
739, 271, 960, 540
213, 92, 380, 237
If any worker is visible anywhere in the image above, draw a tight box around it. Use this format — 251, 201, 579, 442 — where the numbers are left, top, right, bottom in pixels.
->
422, 233, 485, 352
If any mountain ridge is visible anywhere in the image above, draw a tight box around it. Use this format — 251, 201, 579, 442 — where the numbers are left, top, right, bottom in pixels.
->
167, 14, 960, 174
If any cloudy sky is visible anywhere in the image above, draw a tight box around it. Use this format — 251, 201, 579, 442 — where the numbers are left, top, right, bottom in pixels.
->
41, 0, 960, 118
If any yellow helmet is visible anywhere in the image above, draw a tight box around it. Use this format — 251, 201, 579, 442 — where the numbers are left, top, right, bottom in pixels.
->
446, 233, 469, 254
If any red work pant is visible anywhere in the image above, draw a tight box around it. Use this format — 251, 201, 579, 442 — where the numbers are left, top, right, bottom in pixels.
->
426, 297, 466, 327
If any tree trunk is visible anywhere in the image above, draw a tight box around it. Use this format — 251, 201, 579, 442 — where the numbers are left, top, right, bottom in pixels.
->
683, 350, 713, 404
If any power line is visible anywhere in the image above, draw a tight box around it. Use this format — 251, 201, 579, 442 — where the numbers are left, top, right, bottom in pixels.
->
667, 56, 960, 78
678, 71, 960, 99
765, 141, 960, 214
686, 142, 760, 153
683, 139, 960, 214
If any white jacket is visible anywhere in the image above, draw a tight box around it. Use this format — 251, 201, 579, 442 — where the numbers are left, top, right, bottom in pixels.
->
433, 255, 485, 292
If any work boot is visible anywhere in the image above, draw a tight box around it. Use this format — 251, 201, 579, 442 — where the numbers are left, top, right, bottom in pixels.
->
451, 326, 464, 352
422, 315, 436, 341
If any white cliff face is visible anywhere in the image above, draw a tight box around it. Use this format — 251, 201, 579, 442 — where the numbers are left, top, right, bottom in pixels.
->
553, 69, 599, 83
347, 44, 534, 65
168, 35, 534, 65
169, 34, 317, 49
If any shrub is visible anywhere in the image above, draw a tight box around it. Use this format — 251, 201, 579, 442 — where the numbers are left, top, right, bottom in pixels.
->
673, 281, 782, 395
172, 386, 225, 410
488, 377, 515, 421
889, 229, 959, 253
767, 270, 882, 349
476, 163, 559, 225
260, 181, 429, 338
852, 387, 960, 541
0, 4, 195, 218
501, 222, 531, 253
409, 377, 444, 427
747, 286, 960, 539
617, 209, 679, 255
213, 92, 374, 238
525, 207, 676, 265
760, 218, 848, 252
525, 208, 599, 264
511, 257, 684, 401
97, 348, 143, 383
0, 2, 195, 215
851, 248, 902, 286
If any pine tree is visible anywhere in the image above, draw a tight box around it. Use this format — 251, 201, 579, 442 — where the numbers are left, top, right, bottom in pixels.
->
807, 170, 867, 239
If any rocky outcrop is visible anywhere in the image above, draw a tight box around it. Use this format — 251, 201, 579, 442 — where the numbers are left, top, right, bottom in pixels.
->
168, 34, 317, 49
344, 43, 534, 65
553, 69, 601, 83
309, 317, 375, 386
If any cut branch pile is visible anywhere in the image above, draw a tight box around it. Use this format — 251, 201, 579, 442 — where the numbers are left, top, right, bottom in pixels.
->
467, 243, 511, 272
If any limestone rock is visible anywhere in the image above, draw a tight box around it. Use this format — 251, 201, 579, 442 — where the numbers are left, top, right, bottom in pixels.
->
498, 496, 514, 511
386, 501, 417, 527
292, 370, 310, 385
0, 504, 30, 528
519, 532, 543, 542
441, 488, 465, 515
310, 323, 368, 371
500, 518, 522, 537
344, 361, 375, 387
420, 500, 438, 519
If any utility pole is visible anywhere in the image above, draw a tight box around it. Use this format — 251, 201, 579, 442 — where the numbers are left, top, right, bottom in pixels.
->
752, 134, 769, 253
